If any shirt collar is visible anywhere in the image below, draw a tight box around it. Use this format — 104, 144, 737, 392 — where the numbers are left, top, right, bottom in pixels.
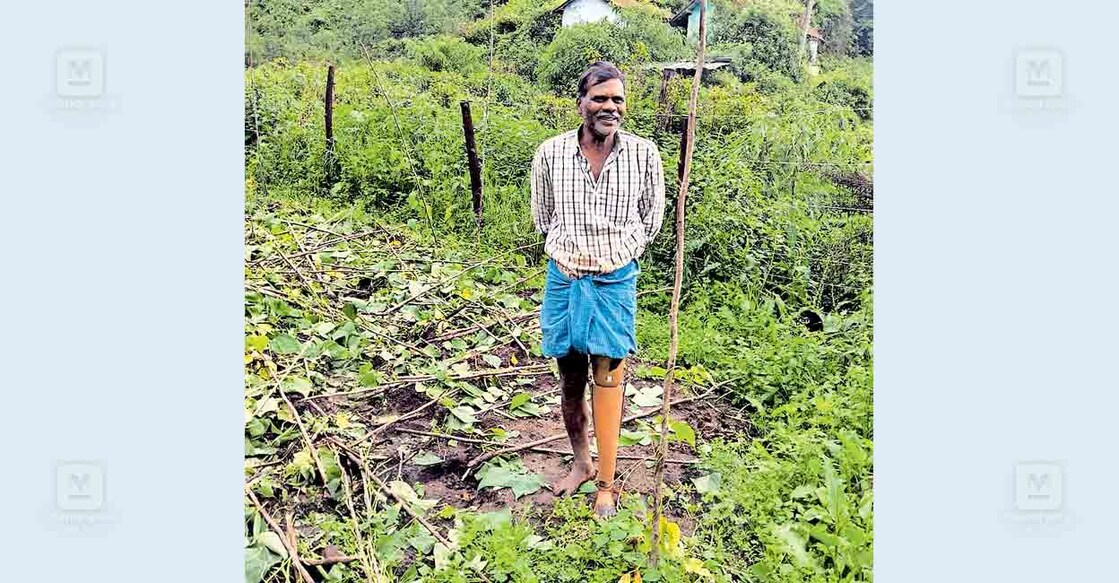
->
571, 125, 626, 160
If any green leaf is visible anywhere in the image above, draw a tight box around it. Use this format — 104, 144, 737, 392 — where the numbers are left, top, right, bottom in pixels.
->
412, 451, 443, 466
858, 492, 873, 520
246, 417, 267, 438
791, 484, 815, 500
619, 429, 644, 447
332, 321, 357, 340
808, 525, 841, 547
433, 542, 455, 571
509, 473, 546, 498
632, 385, 663, 408
244, 544, 281, 583
476, 459, 546, 498
481, 354, 502, 368
322, 341, 348, 360
511, 402, 546, 417
255, 531, 288, 559
389, 480, 439, 511
450, 406, 477, 424
409, 528, 436, 555
525, 534, 555, 550
773, 523, 813, 568
509, 392, 531, 410
451, 362, 471, 376
318, 447, 343, 499
359, 369, 383, 387
246, 335, 269, 352
669, 419, 696, 447
691, 472, 722, 496
311, 321, 336, 336
342, 302, 357, 320
269, 334, 301, 355
473, 509, 513, 531
281, 376, 312, 397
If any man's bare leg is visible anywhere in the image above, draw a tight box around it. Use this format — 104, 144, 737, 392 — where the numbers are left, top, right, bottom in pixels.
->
552, 351, 596, 496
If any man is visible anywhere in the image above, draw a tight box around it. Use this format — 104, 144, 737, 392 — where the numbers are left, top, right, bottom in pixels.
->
530, 61, 666, 517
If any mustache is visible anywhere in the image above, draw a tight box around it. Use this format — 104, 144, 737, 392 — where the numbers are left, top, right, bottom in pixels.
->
595, 113, 620, 121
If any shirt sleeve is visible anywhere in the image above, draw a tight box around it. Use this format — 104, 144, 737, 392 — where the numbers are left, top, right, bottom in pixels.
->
530, 145, 553, 235
638, 146, 667, 244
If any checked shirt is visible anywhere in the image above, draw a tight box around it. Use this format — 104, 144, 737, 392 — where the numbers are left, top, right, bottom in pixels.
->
530, 127, 667, 276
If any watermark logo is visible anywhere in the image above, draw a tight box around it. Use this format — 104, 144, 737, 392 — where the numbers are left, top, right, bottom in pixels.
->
1015, 49, 1062, 99
1000, 460, 1075, 535
1002, 47, 1074, 122
44, 460, 118, 534
45, 47, 121, 118
56, 49, 104, 98
56, 462, 105, 511
1015, 461, 1062, 512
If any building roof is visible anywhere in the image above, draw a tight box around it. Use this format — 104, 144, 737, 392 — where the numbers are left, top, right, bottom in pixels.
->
668, 0, 701, 26
642, 57, 732, 73
552, 0, 645, 13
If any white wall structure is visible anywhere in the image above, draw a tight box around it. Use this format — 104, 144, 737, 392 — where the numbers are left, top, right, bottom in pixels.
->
560, 0, 619, 26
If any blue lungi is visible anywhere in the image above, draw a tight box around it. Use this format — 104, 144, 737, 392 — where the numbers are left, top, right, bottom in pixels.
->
540, 258, 639, 360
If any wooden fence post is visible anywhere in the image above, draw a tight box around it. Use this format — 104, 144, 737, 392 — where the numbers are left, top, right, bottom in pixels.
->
324, 64, 337, 193
460, 100, 484, 230
656, 68, 677, 132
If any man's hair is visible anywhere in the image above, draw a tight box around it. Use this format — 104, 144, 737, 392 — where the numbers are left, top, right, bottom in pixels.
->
576, 61, 625, 100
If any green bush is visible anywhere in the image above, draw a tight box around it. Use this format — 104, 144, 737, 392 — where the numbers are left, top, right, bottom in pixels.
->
537, 23, 630, 95
406, 35, 487, 74
812, 61, 872, 120
495, 27, 547, 79
616, 9, 690, 63
712, 4, 802, 82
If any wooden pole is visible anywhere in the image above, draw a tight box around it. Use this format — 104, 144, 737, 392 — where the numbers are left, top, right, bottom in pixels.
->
649, 0, 705, 568
460, 100, 484, 230
656, 69, 676, 132
324, 64, 337, 192
325, 64, 335, 149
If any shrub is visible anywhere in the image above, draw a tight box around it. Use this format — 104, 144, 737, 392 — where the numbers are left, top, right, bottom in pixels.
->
406, 35, 487, 74
812, 60, 872, 119
537, 22, 630, 95
616, 9, 690, 63
712, 4, 802, 81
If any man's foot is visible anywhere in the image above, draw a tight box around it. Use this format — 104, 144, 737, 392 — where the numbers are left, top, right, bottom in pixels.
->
593, 485, 618, 518
552, 461, 596, 497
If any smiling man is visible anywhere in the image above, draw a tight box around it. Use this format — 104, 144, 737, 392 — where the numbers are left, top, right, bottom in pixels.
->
530, 61, 666, 517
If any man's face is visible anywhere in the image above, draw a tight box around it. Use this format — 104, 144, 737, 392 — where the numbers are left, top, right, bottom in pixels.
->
578, 78, 626, 139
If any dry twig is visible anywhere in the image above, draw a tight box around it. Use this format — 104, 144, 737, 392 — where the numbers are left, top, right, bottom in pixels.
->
245, 487, 316, 583
279, 389, 329, 487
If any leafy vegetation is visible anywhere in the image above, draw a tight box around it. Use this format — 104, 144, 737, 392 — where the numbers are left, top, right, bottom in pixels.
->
246, 0, 872, 581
